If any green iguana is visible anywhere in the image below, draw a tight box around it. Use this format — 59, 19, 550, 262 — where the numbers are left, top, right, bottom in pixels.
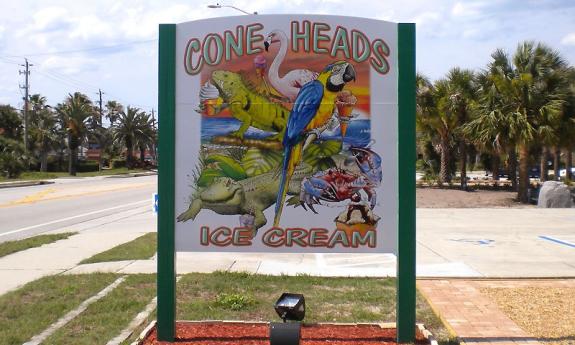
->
211, 70, 289, 141
176, 164, 312, 235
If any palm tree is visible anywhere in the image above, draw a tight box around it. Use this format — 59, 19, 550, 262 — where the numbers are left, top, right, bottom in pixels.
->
556, 67, 575, 180
441, 68, 477, 190
105, 100, 123, 127
463, 51, 519, 186
134, 112, 155, 164
29, 94, 60, 172
114, 106, 149, 168
416, 74, 458, 185
495, 42, 568, 202
56, 92, 95, 176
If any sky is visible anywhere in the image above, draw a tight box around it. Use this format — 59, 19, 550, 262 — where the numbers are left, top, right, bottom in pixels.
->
0, 0, 574, 114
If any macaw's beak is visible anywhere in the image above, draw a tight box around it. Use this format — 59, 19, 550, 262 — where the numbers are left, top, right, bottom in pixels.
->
343, 64, 356, 83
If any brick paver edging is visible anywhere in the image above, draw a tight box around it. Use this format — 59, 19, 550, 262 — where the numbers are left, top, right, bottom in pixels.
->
417, 280, 542, 345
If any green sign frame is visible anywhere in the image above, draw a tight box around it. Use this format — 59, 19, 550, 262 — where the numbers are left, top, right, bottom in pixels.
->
156, 20, 415, 343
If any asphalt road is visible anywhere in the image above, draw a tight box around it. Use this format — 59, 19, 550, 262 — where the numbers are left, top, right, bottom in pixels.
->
0, 175, 157, 242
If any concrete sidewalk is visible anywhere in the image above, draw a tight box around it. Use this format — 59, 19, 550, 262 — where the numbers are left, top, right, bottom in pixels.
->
2, 207, 574, 296
0, 205, 153, 296
66, 208, 575, 278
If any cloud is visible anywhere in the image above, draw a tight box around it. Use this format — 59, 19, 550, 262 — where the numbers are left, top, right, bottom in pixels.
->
31, 7, 71, 32
561, 32, 575, 45
451, 2, 483, 17
69, 15, 115, 40
40, 55, 100, 76
413, 11, 441, 28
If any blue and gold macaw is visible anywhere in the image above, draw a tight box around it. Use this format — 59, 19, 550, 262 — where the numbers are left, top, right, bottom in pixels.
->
274, 61, 356, 226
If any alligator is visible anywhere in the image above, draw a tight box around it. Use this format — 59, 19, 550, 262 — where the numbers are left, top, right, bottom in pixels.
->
211, 70, 289, 141
177, 164, 313, 235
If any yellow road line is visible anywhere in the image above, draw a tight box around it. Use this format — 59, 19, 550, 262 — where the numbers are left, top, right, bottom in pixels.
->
0, 183, 154, 208
4, 188, 57, 205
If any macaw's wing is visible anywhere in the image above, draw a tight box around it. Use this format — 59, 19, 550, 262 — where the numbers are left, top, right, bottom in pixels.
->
283, 80, 324, 147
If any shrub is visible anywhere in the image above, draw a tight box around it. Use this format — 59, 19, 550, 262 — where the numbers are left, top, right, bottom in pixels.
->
214, 293, 254, 311
112, 159, 126, 169
0, 137, 29, 178
76, 160, 99, 172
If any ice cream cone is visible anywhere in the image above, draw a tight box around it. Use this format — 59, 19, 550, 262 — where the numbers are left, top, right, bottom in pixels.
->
199, 81, 221, 115
203, 98, 218, 115
335, 90, 357, 138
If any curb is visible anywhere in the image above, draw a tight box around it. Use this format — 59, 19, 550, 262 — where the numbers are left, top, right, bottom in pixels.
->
416, 282, 460, 342
417, 323, 438, 345
107, 171, 157, 179
0, 180, 54, 189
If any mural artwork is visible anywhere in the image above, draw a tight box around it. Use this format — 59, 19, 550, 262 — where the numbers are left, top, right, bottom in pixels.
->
174, 16, 398, 252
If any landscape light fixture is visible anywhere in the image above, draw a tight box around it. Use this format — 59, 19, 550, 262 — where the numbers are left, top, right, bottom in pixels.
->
270, 293, 305, 345
274, 293, 305, 321
207, 3, 258, 15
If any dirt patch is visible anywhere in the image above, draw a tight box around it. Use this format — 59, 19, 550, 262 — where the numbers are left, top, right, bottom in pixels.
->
141, 322, 430, 345
481, 287, 575, 345
417, 188, 531, 208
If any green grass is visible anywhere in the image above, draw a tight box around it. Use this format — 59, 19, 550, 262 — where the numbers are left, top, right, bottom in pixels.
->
0, 273, 118, 345
0, 271, 457, 345
0, 168, 150, 182
80, 233, 157, 264
0, 232, 77, 258
44, 274, 156, 345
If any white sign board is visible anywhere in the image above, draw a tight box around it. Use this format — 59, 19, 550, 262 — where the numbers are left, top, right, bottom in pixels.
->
173, 15, 398, 253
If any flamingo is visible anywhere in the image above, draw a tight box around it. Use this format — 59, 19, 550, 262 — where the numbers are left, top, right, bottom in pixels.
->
264, 29, 319, 102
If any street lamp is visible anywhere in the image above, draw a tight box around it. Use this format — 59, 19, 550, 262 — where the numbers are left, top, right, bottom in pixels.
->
270, 293, 305, 345
207, 3, 258, 15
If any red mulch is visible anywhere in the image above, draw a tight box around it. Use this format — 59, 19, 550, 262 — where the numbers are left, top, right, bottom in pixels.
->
141, 322, 429, 345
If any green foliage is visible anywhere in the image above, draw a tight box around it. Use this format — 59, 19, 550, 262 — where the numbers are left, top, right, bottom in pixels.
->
204, 154, 247, 180
113, 106, 156, 168
197, 168, 225, 187
0, 136, 29, 178
214, 293, 254, 311
112, 159, 126, 169
0, 105, 23, 139
241, 147, 282, 176
76, 160, 100, 173
303, 139, 341, 168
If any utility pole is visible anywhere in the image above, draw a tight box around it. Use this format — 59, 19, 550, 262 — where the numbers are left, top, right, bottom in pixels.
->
151, 108, 157, 162
97, 89, 104, 126
19, 58, 33, 153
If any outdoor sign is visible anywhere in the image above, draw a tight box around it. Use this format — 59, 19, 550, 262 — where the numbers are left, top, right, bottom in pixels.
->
173, 15, 399, 253
157, 14, 415, 342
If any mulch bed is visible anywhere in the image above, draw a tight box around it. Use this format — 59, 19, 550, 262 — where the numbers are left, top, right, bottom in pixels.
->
141, 322, 430, 345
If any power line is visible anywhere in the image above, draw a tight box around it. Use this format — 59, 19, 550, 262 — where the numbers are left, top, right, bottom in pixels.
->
0, 39, 157, 58
0, 57, 21, 65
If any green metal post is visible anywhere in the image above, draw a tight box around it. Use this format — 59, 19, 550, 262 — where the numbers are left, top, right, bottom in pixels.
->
397, 22, 416, 343
157, 23, 177, 342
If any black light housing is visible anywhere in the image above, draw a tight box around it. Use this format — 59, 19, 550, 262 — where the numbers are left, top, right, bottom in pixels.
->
274, 293, 305, 322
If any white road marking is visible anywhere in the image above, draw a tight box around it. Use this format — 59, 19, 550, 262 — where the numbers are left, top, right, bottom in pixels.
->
0, 199, 149, 237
